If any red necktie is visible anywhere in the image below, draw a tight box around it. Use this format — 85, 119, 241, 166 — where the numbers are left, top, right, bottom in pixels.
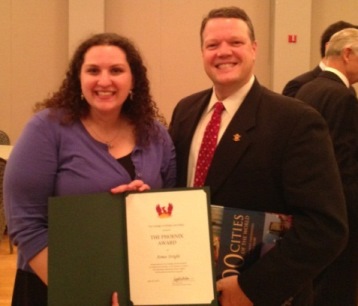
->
193, 102, 224, 187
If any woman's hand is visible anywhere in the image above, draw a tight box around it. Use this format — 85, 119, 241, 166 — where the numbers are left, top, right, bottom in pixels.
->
111, 292, 119, 306
111, 179, 150, 193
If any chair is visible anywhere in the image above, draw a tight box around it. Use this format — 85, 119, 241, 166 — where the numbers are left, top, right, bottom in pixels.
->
0, 157, 14, 253
0, 130, 14, 252
0, 130, 10, 145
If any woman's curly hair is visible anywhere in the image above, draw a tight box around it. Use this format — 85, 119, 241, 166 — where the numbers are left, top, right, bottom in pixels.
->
34, 33, 166, 145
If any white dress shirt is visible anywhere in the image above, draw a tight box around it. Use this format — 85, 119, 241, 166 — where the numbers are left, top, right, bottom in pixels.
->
187, 75, 255, 186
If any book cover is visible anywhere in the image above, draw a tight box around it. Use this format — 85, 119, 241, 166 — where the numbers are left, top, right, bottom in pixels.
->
48, 189, 218, 306
211, 205, 291, 279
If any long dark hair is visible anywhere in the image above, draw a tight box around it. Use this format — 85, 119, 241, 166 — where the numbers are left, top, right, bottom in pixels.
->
35, 33, 165, 145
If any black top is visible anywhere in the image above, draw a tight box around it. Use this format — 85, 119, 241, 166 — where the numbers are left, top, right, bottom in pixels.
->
117, 153, 135, 179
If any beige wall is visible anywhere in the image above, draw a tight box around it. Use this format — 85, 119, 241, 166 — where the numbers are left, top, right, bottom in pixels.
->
105, 0, 271, 123
271, 0, 312, 92
0, 0, 68, 144
1, 0, 357, 144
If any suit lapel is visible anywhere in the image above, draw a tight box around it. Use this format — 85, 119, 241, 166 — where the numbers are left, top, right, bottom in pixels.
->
173, 89, 212, 186
206, 80, 262, 196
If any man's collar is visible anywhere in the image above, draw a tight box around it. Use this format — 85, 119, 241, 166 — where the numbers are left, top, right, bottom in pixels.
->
208, 75, 255, 115
324, 67, 350, 88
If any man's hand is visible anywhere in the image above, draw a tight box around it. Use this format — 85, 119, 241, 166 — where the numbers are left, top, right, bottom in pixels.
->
216, 275, 253, 306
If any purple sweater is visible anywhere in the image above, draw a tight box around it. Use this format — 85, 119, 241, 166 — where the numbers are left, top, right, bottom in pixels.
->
4, 109, 176, 272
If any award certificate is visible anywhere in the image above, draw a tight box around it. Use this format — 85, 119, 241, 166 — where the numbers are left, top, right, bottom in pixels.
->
126, 188, 216, 305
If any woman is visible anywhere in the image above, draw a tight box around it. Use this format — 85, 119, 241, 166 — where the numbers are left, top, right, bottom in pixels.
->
4, 33, 176, 305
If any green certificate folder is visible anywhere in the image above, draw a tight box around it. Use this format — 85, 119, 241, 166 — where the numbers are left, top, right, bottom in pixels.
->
48, 192, 128, 306
48, 188, 218, 306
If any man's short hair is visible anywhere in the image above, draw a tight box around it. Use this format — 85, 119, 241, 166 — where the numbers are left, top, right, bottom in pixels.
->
325, 28, 358, 57
200, 6, 255, 46
320, 21, 358, 58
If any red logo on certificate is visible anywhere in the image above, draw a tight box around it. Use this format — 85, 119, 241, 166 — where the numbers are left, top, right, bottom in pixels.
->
156, 203, 173, 218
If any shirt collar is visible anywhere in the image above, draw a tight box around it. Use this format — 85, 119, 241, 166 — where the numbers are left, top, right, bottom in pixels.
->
207, 75, 255, 115
324, 67, 350, 88
319, 60, 326, 70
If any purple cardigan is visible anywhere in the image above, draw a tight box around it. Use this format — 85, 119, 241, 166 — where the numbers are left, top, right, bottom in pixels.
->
4, 108, 176, 272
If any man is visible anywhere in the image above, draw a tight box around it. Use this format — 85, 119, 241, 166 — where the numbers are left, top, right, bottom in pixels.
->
296, 28, 358, 306
169, 7, 348, 306
282, 21, 357, 97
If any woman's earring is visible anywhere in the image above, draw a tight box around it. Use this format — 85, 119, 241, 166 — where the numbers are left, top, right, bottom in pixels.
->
81, 93, 84, 100
129, 90, 134, 101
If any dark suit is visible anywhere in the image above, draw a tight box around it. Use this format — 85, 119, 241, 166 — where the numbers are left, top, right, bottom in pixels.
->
296, 71, 358, 306
169, 79, 348, 306
282, 66, 322, 97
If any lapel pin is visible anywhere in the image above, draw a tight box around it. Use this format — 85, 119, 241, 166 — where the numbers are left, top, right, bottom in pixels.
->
233, 133, 241, 142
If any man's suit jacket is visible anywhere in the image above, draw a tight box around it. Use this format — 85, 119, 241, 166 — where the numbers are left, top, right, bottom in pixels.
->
295, 71, 358, 305
169, 79, 348, 306
282, 65, 322, 97
296, 71, 358, 178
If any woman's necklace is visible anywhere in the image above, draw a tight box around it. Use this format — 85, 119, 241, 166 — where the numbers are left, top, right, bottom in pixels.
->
87, 123, 120, 149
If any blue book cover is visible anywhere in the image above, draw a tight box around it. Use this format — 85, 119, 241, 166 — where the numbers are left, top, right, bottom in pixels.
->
211, 205, 290, 280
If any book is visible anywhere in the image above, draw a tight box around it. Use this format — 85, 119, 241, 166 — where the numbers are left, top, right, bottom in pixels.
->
48, 189, 218, 306
211, 205, 291, 279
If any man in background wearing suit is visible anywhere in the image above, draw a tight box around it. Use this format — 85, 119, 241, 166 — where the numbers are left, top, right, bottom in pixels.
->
282, 20, 357, 97
169, 6, 348, 306
296, 28, 358, 306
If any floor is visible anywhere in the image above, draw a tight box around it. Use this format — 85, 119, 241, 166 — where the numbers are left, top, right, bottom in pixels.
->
0, 234, 16, 306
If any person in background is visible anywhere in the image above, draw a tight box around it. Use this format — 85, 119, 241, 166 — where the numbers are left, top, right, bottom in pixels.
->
4, 33, 176, 306
169, 6, 348, 306
296, 27, 358, 306
282, 20, 358, 97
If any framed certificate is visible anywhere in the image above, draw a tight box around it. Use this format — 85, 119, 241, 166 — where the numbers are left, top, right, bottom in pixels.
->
48, 188, 218, 306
